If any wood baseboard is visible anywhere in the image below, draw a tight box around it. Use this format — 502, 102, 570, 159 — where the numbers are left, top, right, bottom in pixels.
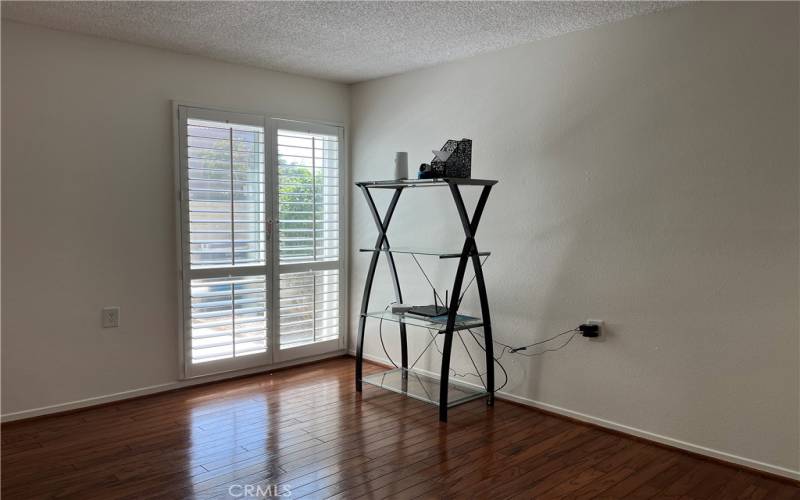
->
350, 352, 800, 484
1, 351, 349, 425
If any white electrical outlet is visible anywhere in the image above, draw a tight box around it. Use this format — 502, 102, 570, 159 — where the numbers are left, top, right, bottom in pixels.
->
585, 319, 604, 337
103, 307, 120, 328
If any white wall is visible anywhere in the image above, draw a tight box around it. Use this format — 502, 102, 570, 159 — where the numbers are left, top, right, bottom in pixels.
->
350, 3, 800, 477
1, 21, 349, 416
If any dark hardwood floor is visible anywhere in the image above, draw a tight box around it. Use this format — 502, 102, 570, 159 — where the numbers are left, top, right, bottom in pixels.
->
2, 357, 797, 499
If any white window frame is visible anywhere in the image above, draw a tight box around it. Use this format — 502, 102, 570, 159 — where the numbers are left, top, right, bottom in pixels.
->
173, 102, 347, 379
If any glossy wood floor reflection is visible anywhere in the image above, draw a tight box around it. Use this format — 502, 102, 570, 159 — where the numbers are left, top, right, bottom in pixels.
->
2, 357, 798, 499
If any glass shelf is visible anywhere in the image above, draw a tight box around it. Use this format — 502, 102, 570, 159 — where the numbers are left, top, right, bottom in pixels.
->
361, 368, 488, 408
363, 310, 483, 332
355, 178, 498, 189
359, 246, 490, 259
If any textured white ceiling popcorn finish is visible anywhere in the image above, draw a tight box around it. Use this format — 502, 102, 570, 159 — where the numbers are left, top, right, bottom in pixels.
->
2, 1, 678, 83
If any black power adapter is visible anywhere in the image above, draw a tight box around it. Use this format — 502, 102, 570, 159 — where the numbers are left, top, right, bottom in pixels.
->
578, 323, 601, 338
504, 322, 602, 356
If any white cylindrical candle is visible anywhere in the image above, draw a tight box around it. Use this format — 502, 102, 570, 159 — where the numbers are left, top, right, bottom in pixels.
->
394, 152, 408, 180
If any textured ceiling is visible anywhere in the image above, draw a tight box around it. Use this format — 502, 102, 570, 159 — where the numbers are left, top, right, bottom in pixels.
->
2, 1, 678, 83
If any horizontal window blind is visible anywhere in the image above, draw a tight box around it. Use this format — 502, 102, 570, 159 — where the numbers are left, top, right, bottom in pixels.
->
276, 124, 341, 353
179, 108, 344, 373
182, 113, 269, 371
187, 119, 266, 269
278, 269, 339, 349
277, 130, 339, 264
189, 275, 267, 364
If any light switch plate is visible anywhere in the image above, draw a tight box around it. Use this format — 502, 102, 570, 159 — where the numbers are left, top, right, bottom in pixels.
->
103, 307, 120, 328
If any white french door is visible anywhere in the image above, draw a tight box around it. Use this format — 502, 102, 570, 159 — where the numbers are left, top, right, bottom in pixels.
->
272, 119, 344, 362
178, 106, 271, 377
177, 106, 344, 378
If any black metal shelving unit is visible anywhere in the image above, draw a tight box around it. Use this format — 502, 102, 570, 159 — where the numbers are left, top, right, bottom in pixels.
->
354, 177, 497, 422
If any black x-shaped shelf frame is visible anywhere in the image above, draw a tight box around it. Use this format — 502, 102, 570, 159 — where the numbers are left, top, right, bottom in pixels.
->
354, 177, 498, 422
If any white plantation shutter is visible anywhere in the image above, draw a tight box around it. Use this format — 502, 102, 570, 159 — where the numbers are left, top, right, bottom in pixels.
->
279, 269, 340, 348
186, 119, 267, 268
189, 275, 267, 363
277, 130, 339, 263
178, 107, 344, 375
179, 107, 270, 377
275, 121, 343, 356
